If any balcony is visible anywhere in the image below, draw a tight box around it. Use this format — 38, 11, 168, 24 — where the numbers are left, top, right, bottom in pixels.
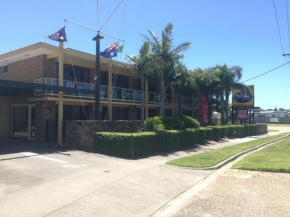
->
34, 78, 195, 107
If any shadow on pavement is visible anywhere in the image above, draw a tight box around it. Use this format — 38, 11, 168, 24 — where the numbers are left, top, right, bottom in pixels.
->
0, 138, 93, 161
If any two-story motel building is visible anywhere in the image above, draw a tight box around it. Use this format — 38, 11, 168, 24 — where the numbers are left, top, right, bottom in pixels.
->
0, 42, 199, 142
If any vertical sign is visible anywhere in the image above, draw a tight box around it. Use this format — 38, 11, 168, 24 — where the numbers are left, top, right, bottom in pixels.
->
201, 95, 208, 124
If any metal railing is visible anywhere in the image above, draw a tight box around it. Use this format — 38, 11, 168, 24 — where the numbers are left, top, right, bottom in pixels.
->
34, 78, 195, 107
34, 78, 107, 100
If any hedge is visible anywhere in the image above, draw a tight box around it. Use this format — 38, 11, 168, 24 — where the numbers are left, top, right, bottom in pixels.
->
226, 125, 236, 138
95, 124, 268, 159
235, 125, 247, 138
198, 127, 208, 145
206, 128, 213, 141
209, 126, 223, 141
220, 126, 227, 138
95, 129, 198, 159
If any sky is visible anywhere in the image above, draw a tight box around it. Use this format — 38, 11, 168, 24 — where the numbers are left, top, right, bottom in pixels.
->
1, 0, 290, 110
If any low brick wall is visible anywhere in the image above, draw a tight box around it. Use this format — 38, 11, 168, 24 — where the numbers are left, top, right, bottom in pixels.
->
257, 124, 268, 134
64, 120, 141, 149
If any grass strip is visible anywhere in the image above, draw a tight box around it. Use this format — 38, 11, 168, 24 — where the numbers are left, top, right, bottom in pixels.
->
166, 134, 287, 168
232, 137, 290, 173
268, 129, 279, 132
268, 124, 290, 127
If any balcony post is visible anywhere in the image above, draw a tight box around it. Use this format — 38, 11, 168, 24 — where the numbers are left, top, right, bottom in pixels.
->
58, 42, 64, 145
145, 80, 148, 119
108, 61, 113, 120
192, 93, 195, 118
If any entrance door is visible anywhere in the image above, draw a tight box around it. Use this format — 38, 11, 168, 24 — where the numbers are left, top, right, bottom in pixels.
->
12, 104, 35, 140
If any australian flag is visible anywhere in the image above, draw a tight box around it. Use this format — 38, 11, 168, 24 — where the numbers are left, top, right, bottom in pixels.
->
45, 27, 67, 42
100, 42, 119, 58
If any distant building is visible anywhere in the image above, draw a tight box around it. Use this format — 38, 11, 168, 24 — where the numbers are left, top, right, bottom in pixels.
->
255, 111, 290, 124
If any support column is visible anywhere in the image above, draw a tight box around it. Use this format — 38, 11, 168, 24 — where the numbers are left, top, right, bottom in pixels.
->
145, 80, 148, 119
58, 42, 64, 145
108, 61, 113, 120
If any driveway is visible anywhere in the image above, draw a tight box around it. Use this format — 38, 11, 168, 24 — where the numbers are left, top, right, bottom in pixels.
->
0, 134, 279, 217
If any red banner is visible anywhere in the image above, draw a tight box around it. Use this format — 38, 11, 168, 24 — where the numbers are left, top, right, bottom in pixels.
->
201, 95, 208, 124
237, 110, 248, 120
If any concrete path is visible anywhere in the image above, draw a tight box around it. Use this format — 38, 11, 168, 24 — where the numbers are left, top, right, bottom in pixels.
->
0, 133, 281, 217
172, 169, 290, 217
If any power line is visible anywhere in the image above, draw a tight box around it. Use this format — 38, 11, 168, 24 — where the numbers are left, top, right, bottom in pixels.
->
242, 60, 290, 83
273, 0, 285, 53
286, 0, 290, 50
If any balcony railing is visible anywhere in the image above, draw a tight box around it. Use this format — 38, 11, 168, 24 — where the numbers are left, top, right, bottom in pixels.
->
34, 78, 195, 107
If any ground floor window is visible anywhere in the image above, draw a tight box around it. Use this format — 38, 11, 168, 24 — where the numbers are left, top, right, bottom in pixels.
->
60, 106, 89, 121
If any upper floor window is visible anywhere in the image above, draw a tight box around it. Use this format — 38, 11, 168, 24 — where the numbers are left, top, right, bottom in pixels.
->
0, 65, 8, 73
56, 63, 90, 83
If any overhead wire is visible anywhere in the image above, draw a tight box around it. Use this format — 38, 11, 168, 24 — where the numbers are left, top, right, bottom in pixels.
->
241, 60, 290, 83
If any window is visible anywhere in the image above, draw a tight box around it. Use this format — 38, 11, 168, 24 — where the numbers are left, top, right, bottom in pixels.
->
0, 65, 8, 73
56, 63, 90, 83
272, 115, 275, 117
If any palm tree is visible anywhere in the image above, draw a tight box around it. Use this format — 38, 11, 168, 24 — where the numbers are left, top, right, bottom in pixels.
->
213, 64, 246, 124
143, 23, 191, 116
126, 41, 154, 126
170, 63, 197, 115
190, 68, 220, 124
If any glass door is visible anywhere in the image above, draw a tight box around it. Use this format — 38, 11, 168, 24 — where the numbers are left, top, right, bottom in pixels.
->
12, 105, 35, 140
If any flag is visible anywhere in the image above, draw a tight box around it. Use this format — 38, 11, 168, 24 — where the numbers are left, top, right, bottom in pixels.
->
100, 42, 119, 58
118, 44, 124, 53
45, 27, 67, 42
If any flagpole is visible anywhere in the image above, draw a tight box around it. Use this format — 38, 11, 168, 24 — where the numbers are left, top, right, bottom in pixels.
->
93, 33, 104, 120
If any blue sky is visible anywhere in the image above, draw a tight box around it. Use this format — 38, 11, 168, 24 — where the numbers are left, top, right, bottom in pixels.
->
1, 0, 290, 109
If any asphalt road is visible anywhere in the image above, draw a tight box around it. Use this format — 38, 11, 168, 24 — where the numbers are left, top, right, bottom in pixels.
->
0, 132, 282, 217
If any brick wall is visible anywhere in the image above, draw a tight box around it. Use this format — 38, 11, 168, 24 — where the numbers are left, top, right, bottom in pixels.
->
0, 95, 56, 142
64, 120, 141, 149
0, 55, 56, 82
35, 101, 56, 142
0, 94, 32, 139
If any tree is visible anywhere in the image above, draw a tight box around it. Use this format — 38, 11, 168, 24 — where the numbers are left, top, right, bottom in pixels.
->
213, 64, 245, 124
143, 23, 191, 116
190, 68, 220, 124
170, 63, 197, 115
126, 41, 154, 126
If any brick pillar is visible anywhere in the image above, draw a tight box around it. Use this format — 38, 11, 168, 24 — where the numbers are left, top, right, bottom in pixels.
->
0, 97, 11, 139
35, 101, 56, 142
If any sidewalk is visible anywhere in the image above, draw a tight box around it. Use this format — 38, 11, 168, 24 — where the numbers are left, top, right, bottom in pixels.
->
0, 133, 278, 217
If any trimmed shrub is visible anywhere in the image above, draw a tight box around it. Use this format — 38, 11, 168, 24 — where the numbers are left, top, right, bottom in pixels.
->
226, 125, 236, 138
235, 125, 247, 138
95, 129, 199, 159
198, 127, 208, 145
247, 124, 257, 136
144, 117, 164, 131
205, 128, 213, 141
178, 115, 200, 129
161, 116, 175, 130
172, 116, 185, 130
209, 126, 222, 141
95, 132, 133, 158
180, 129, 199, 149
220, 126, 227, 138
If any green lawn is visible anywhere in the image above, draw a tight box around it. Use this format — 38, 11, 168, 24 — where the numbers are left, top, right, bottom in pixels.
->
233, 138, 290, 173
268, 124, 290, 127
166, 134, 287, 168
268, 129, 279, 132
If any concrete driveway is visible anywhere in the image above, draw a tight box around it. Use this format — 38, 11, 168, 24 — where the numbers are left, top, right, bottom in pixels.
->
0, 134, 279, 217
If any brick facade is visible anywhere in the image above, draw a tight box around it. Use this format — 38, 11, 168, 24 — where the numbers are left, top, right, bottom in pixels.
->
0, 55, 56, 82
